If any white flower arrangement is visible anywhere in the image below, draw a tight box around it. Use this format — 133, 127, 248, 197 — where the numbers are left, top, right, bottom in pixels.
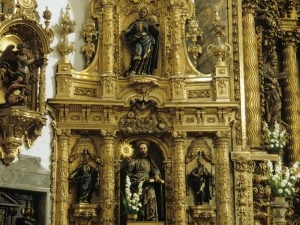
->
121, 175, 144, 215
263, 121, 288, 153
267, 157, 300, 198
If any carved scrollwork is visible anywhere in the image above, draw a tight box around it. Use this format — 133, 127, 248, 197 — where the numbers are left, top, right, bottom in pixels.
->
0, 107, 46, 164
185, 138, 213, 163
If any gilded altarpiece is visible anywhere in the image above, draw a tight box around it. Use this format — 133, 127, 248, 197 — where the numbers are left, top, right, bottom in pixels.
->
47, 0, 300, 225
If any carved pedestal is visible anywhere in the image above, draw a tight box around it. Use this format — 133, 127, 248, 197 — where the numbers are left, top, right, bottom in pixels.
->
270, 197, 289, 225
70, 203, 98, 225
0, 106, 46, 164
189, 205, 216, 225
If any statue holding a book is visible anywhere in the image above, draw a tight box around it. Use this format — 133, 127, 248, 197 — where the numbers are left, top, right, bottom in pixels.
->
125, 140, 163, 221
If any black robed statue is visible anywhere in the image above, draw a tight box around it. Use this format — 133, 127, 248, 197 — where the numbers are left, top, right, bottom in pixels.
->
69, 150, 99, 204
187, 153, 213, 205
124, 7, 159, 76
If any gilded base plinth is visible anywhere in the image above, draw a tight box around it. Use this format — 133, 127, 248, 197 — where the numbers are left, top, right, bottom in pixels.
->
127, 222, 165, 225
270, 197, 289, 225
70, 203, 98, 225
128, 75, 160, 87
189, 205, 216, 225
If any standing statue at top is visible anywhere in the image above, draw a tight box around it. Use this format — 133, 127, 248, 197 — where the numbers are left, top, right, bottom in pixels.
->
124, 7, 159, 76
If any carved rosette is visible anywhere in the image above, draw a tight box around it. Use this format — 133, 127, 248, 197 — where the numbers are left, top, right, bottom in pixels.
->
281, 30, 300, 163
242, 0, 262, 149
215, 131, 233, 225
0, 107, 46, 164
171, 131, 187, 225
100, 129, 117, 225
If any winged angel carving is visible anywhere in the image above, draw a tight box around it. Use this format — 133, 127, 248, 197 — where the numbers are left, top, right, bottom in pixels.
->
0, 43, 44, 108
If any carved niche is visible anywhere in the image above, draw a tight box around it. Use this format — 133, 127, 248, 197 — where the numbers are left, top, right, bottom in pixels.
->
0, 0, 53, 164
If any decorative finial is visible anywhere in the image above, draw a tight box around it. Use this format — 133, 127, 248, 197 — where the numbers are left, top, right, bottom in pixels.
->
186, 6, 203, 67
57, 4, 76, 63
207, 7, 231, 66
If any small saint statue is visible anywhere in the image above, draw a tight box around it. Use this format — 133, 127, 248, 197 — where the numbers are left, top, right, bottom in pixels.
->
123, 7, 159, 76
69, 150, 99, 204
187, 153, 213, 205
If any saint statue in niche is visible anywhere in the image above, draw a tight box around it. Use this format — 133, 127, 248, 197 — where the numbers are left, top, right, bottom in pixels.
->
263, 53, 286, 124
125, 140, 163, 221
69, 150, 99, 204
0, 43, 45, 108
123, 7, 159, 77
187, 153, 214, 205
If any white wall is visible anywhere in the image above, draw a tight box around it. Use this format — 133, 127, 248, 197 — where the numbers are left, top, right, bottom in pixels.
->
20, 0, 90, 169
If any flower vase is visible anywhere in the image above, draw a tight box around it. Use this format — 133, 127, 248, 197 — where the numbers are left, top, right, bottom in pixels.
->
270, 197, 289, 225
127, 214, 138, 222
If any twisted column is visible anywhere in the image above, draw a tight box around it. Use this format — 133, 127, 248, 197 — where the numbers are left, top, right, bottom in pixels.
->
171, 131, 187, 225
215, 131, 233, 225
282, 31, 300, 163
242, 0, 261, 149
100, 129, 116, 225
54, 129, 71, 225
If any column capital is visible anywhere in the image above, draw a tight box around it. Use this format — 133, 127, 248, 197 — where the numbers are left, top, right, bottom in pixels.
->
242, 0, 258, 15
215, 130, 230, 139
56, 128, 71, 138
100, 129, 116, 138
171, 131, 187, 139
231, 155, 255, 173
282, 29, 300, 47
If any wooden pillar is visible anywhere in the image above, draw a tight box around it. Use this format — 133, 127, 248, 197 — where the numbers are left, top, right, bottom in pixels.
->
102, 3, 115, 75
54, 129, 71, 225
100, 129, 116, 225
242, 0, 261, 149
171, 131, 187, 225
231, 152, 255, 225
282, 31, 300, 163
215, 131, 233, 225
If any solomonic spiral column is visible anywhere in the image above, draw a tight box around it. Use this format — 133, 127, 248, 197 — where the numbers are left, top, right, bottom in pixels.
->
282, 30, 300, 163
215, 131, 233, 225
171, 131, 187, 225
100, 129, 117, 225
242, 0, 262, 149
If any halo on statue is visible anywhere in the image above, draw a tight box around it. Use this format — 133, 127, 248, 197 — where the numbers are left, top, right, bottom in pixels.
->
119, 142, 134, 158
